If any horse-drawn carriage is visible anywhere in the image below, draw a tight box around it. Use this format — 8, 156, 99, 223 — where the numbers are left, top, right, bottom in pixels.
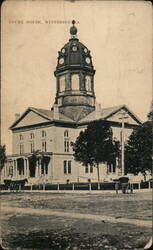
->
3, 178, 28, 191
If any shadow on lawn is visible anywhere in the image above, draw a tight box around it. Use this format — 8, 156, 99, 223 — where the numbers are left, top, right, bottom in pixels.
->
2, 229, 146, 250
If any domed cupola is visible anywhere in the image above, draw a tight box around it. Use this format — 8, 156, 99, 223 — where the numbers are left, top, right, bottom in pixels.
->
54, 20, 96, 121
55, 20, 95, 74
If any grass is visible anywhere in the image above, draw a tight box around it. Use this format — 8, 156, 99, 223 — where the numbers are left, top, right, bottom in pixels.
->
1, 191, 152, 250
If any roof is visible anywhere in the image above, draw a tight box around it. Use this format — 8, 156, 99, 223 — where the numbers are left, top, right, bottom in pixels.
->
55, 22, 95, 75
101, 105, 123, 118
10, 106, 75, 129
10, 104, 142, 130
101, 104, 142, 124
31, 107, 53, 119
79, 104, 142, 125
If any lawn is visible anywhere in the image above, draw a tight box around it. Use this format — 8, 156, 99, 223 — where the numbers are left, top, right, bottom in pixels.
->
1, 191, 152, 250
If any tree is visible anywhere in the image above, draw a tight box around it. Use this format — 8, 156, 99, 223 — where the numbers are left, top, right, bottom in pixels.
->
125, 121, 152, 177
28, 150, 50, 177
73, 120, 120, 182
28, 150, 40, 177
147, 110, 153, 121
0, 145, 7, 172
147, 100, 153, 121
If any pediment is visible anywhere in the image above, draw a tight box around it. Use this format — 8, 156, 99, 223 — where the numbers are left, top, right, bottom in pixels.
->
11, 108, 51, 129
106, 108, 140, 125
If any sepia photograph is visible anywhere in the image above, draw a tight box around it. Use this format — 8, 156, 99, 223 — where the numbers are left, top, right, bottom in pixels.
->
1, 0, 152, 249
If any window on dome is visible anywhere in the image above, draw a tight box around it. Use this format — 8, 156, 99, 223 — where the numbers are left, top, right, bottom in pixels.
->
85, 76, 92, 91
71, 74, 79, 90
59, 75, 65, 92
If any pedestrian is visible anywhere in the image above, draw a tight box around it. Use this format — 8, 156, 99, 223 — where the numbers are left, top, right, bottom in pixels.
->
115, 181, 119, 194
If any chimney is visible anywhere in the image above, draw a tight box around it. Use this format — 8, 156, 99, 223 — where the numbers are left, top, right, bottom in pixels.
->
15, 113, 20, 121
53, 104, 59, 120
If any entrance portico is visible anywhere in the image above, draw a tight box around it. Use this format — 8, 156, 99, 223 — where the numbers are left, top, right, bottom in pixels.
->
1, 152, 52, 184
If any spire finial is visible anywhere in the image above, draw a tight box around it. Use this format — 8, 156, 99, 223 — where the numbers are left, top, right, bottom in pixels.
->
70, 20, 77, 38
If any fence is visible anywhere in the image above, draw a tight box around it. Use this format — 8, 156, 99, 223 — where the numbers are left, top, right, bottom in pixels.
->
0, 180, 152, 192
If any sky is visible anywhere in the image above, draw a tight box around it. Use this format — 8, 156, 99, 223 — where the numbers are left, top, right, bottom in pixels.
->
1, 0, 152, 154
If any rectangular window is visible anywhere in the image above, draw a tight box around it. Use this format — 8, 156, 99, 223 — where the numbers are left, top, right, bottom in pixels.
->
30, 142, 34, 153
108, 164, 113, 173
20, 144, 24, 154
42, 142, 44, 152
68, 161, 71, 174
63, 160, 71, 174
59, 75, 65, 92
90, 166, 93, 173
64, 140, 69, 152
64, 141, 67, 152
41, 165, 44, 174
67, 141, 69, 152
64, 161, 67, 174
46, 164, 48, 175
85, 166, 88, 173
113, 165, 116, 173
9, 166, 13, 176
42, 141, 47, 152
20, 144, 21, 154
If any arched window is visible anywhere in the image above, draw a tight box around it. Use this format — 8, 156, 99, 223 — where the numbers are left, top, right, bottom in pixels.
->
42, 130, 46, 137
30, 132, 34, 139
19, 134, 23, 140
64, 130, 69, 137
71, 74, 80, 90
85, 76, 92, 91
59, 75, 65, 92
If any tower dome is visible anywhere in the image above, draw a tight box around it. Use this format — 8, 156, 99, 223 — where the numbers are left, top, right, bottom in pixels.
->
55, 20, 95, 75
54, 21, 96, 121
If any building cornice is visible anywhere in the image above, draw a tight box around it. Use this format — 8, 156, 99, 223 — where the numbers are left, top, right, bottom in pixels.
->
11, 117, 140, 133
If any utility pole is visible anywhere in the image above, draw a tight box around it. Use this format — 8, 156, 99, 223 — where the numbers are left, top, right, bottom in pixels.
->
119, 111, 129, 176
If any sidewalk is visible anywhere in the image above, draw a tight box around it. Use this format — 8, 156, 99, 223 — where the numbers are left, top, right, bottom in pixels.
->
1, 205, 152, 228
1, 188, 152, 194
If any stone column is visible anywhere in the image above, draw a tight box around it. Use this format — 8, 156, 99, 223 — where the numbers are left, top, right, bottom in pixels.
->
2, 165, 6, 179
38, 163, 41, 177
38, 158, 41, 177
24, 159, 27, 178
5, 165, 8, 177
111, 164, 113, 173
26, 159, 29, 178
14, 160, 18, 179
16, 159, 19, 180
13, 160, 15, 178
35, 161, 39, 177
25, 159, 27, 178
115, 158, 119, 176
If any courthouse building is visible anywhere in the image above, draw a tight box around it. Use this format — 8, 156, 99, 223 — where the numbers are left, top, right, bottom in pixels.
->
2, 21, 141, 184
